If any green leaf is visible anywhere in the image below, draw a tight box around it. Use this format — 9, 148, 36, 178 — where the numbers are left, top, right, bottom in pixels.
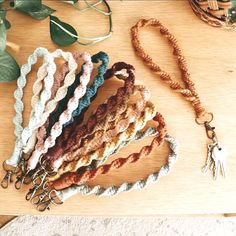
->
50, 15, 78, 46
22, 4, 55, 20
14, 0, 42, 12
3, 19, 11, 29
0, 51, 20, 82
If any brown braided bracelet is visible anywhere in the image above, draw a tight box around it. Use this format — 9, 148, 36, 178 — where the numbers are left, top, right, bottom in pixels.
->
48, 112, 166, 190
44, 62, 136, 169
130, 18, 226, 180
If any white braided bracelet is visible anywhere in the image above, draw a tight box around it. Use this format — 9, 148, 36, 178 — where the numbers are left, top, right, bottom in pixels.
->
23, 50, 78, 154
5, 47, 56, 167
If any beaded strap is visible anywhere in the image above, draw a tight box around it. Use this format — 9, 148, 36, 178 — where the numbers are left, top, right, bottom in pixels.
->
54, 134, 178, 202
48, 101, 156, 180
26, 53, 93, 171
5, 47, 56, 167
48, 112, 166, 190
46, 62, 136, 170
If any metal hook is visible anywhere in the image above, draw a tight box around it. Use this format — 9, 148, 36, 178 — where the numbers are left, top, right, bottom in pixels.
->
204, 121, 218, 142
1, 161, 17, 189
14, 170, 31, 190
1, 171, 13, 189
25, 185, 41, 201
31, 190, 49, 205
36, 198, 52, 212
26, 173, 48, 201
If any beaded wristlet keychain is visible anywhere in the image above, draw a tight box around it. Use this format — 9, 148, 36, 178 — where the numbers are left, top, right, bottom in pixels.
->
130, 18, 227, 179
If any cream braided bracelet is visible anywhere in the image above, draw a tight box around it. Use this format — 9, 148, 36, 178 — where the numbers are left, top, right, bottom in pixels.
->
1, 47, 56, 188
23, 50, 78, 154
26, 53, 93, 172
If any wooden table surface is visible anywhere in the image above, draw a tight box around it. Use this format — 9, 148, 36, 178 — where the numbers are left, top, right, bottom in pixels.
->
0, 1, 236, 215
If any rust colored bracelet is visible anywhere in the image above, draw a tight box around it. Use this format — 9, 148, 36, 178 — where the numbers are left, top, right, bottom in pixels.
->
48, 99, 156, 182
130, 18, 227, 179
48, 111, 166, 190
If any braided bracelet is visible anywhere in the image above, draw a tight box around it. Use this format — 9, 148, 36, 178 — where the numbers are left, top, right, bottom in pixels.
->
1, 47, 56, 188
24, 61, 71, 155
30, 126, 157, 206
61, 85, 150, 163
45, 62, 136, 170
23, 50, 78, 154
23, 62, 136, 199
47, 100, 157, 181
47, 51, 109, 132
131, 18, 226, 180
36, 133, 178, 211
25, 53, 93, 173
47, 111, 166, 190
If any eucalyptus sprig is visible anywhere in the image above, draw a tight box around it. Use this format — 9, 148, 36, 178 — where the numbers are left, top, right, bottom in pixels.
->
0, 0, 112, 83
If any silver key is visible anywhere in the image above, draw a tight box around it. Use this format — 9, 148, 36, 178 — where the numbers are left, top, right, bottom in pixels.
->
211, 145, 227, 180
202, 144, 214, 173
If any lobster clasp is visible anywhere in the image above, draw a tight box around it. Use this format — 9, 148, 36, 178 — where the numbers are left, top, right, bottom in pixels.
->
1, 161, 16, 189
37, 198, 52, 212
15, 169, 32, 190
1, 170, 13, 189
36, 189, 63, 212
204, 121, 218, 145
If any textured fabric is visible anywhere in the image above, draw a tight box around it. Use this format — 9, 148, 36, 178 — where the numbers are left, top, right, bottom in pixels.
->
1, 215, 236, 236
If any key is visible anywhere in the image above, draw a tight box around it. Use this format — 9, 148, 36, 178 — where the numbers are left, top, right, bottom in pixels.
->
202, 144, 214, 173
211, 145, 227, 180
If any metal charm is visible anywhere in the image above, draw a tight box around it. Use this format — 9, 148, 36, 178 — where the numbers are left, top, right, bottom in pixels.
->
202, 121, 227, 179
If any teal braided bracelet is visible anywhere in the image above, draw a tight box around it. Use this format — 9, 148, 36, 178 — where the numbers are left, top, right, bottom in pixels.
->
46, 51, 109, 133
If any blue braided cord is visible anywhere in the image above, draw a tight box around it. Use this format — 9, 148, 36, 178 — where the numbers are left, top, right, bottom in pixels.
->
64, 51, 109, 126
46, 51, 109, 134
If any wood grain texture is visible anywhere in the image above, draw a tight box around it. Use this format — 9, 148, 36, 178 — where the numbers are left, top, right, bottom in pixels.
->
0, 1, 236, 215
